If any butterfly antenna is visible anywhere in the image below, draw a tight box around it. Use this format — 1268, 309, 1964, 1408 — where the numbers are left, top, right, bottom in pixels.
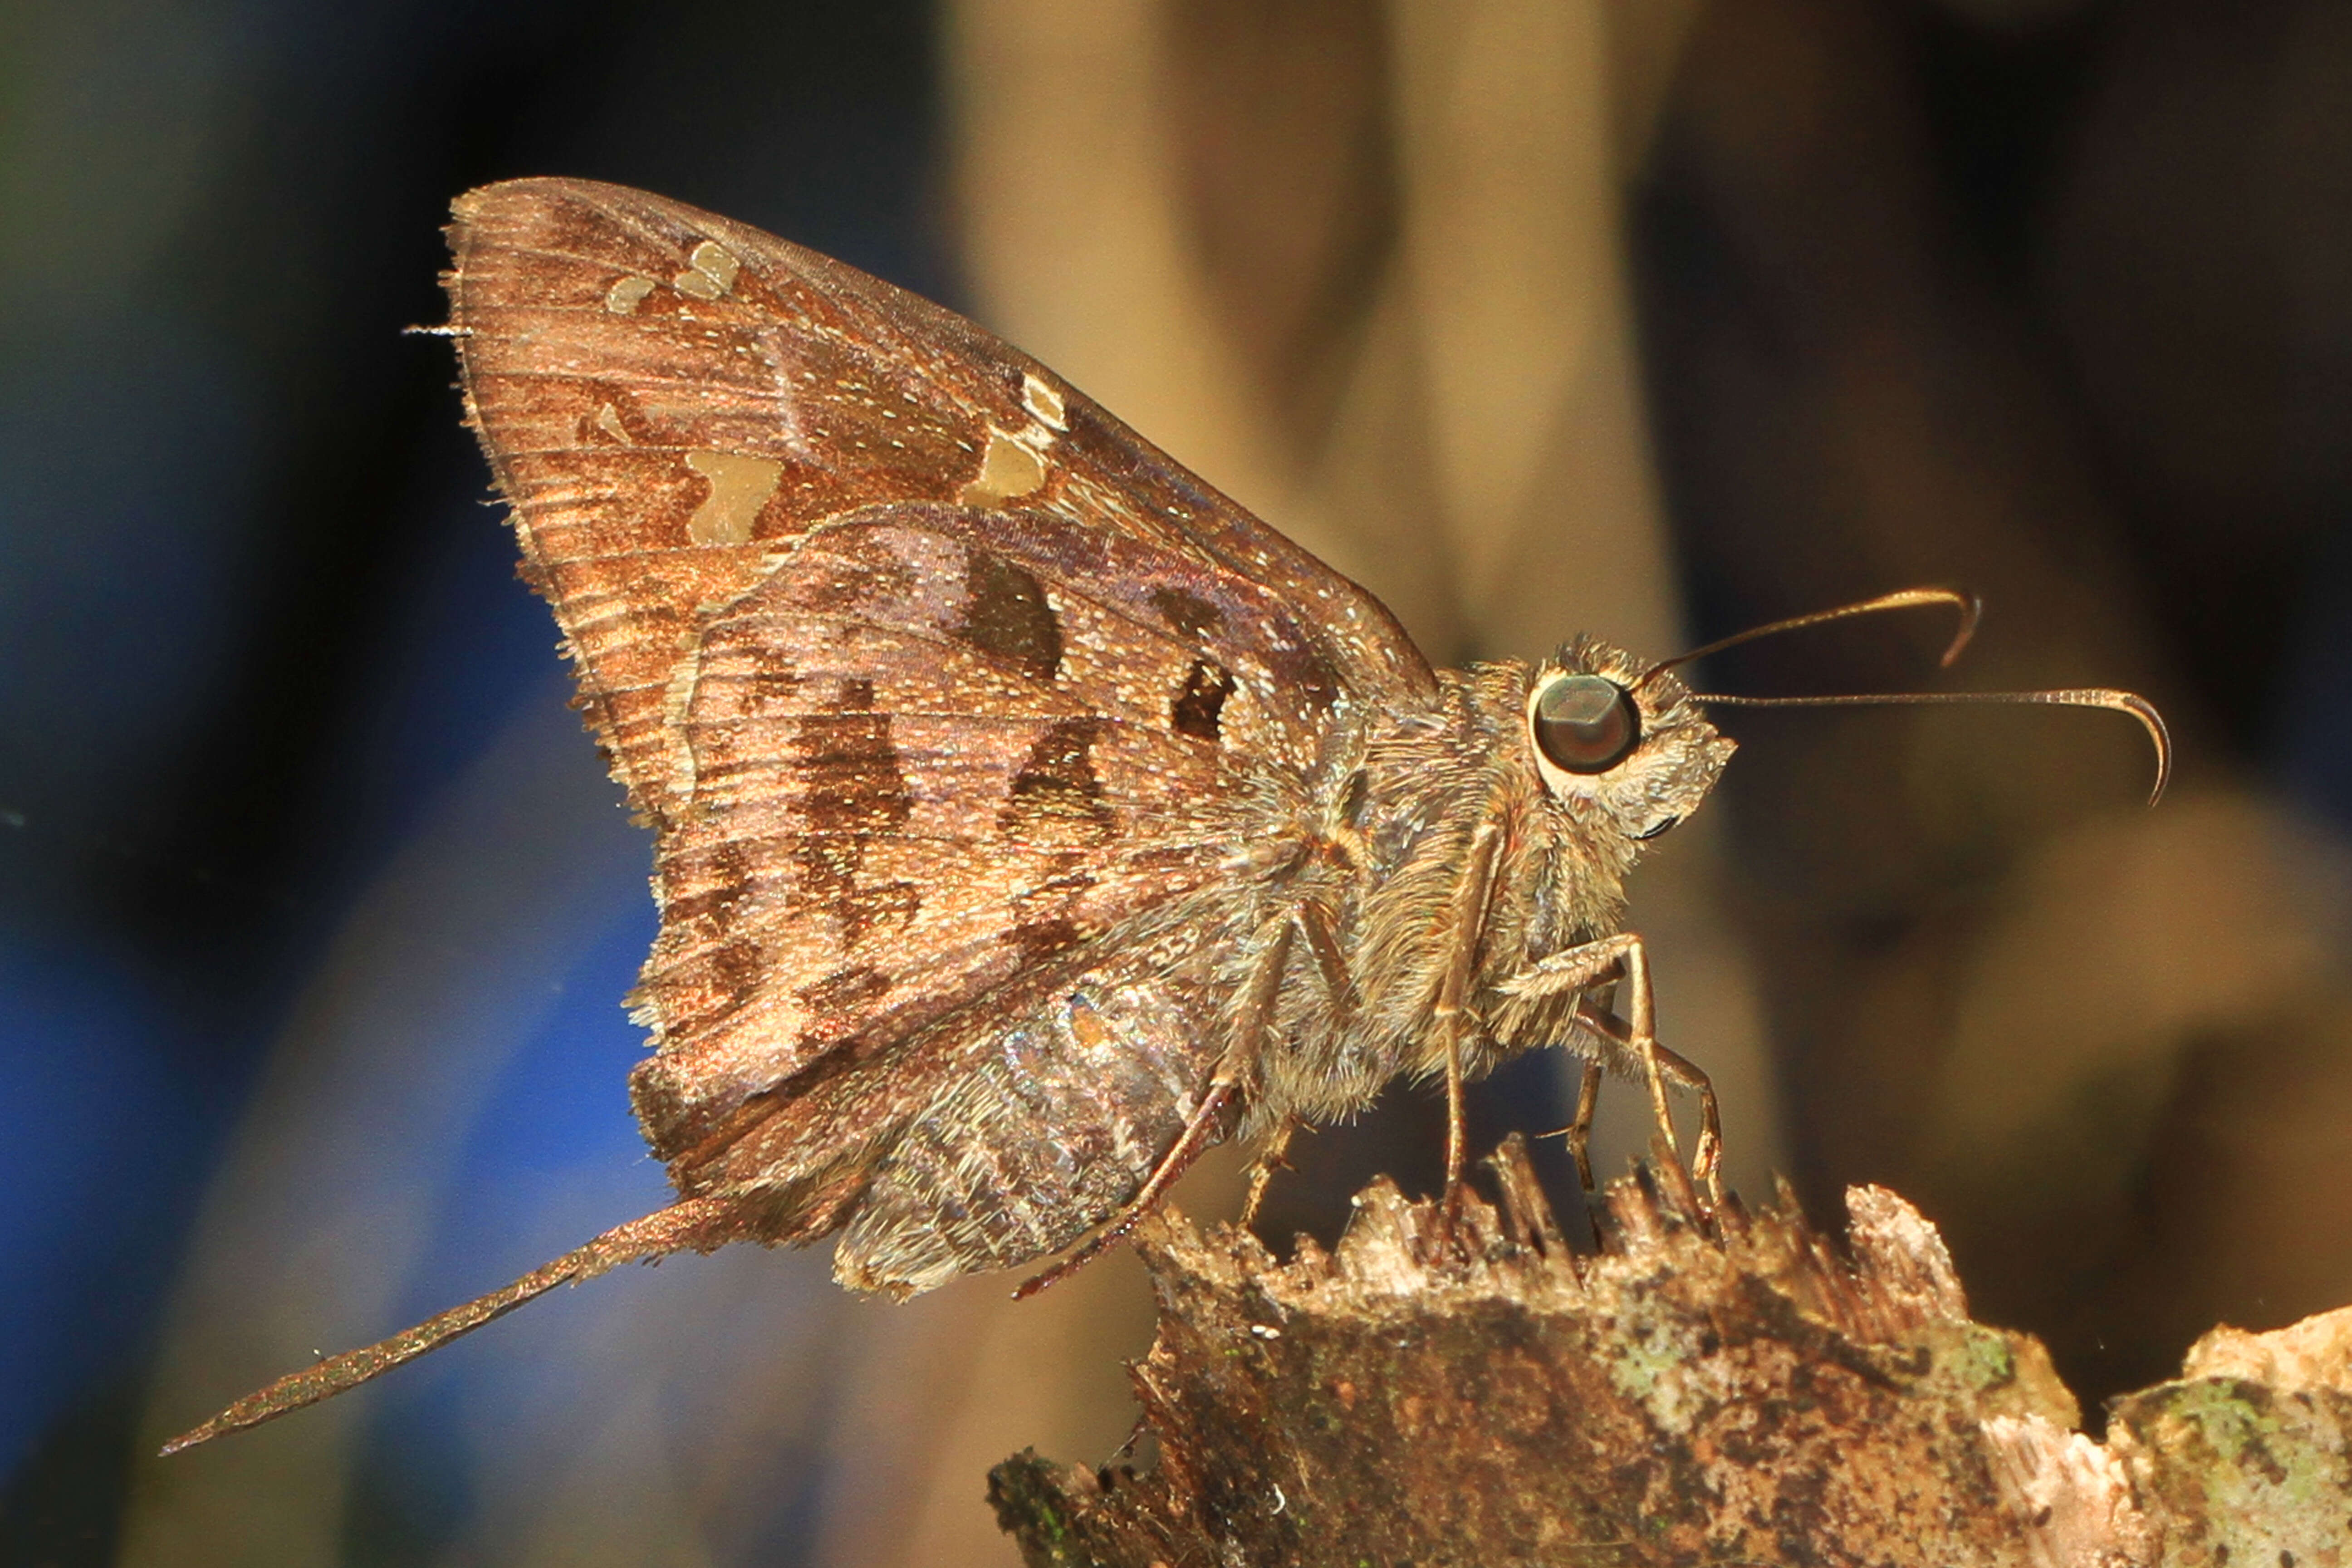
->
1685, 687, 2172, 806
1639, 586, 1981, 688
158, 1194, 739, 1455
1634, 586, 2167, 805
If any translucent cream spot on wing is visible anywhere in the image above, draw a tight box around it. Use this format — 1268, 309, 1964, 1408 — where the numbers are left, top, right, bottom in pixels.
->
594, 403, 632, 444
684, 450, 783, 544
604, 275, 658, 314
958, 427, 1048, 506
1021, 372, 1068, 430
672, 240, 740, 299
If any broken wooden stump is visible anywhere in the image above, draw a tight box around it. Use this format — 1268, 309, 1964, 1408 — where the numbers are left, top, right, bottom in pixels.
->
990, 1137, 2352, 1566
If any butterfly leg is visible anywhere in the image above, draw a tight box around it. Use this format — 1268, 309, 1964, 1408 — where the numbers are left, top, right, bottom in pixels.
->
1238, 902, 1342, 1230
1612, 933, 1682, 1171
1436, 823, 1506, 1211
1013, 919, 1298, 1299
1499, 935, 1705, 1193
1566, 988, 1720, 1204
1565, 1058, 1604, 1191
1297, 899, 1353, 1023
1650, 1038, 1723, 1203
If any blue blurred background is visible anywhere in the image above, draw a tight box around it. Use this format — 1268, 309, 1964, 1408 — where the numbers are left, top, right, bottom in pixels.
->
3, 2, 2348, 1564
0, 2, 948, 1557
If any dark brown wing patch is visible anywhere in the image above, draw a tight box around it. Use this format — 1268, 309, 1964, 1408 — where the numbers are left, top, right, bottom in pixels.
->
957, 553, 1062, 681
1172, 661, 1237, 742
1001, 720, 1115, 843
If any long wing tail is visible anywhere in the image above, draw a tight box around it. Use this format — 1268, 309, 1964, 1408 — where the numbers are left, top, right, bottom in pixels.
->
160, 1194, 740, 1455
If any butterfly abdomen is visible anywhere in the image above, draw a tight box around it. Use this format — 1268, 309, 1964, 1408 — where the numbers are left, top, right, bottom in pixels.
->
834, 981, 1210, 1295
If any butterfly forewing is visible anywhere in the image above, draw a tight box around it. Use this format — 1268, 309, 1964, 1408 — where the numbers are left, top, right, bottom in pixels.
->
445, 179, 1432, 1284
449, 182, 1003, 823
448, 180, 1431, 819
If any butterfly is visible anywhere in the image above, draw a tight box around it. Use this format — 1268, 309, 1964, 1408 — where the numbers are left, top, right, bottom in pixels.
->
163, 179, 2166, 1453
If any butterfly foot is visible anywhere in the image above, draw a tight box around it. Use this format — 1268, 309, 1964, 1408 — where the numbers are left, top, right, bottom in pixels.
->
1426, 1173, 1479, 1266
1238, 1117, 1301, 1230
1690, 1126, 1725, 1210
1107, 1412, 1151, 1465
1646, 1129, 1706, 1220
1565, 1127, 1597, 1193
1649, 1038, 1725, 1215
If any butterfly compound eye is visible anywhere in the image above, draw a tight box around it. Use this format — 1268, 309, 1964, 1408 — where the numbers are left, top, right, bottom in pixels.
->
1533, 674, 1640, 774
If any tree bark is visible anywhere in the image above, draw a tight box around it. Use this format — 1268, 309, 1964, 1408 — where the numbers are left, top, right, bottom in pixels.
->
990, 1138, 2352, 1566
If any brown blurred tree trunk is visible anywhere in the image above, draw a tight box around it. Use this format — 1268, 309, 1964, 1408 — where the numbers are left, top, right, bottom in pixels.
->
991, 1140, 2352, 1566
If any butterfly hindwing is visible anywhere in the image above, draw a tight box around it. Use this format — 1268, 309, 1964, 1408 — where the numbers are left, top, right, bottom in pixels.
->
632, 506, 1327, 1179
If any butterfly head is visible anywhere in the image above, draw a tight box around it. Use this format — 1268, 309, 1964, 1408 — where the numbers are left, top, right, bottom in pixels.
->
1522, 636, 1736, 850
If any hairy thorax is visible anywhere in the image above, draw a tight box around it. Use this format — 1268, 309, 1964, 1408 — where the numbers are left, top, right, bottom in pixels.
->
1247, 664, 1636, 1127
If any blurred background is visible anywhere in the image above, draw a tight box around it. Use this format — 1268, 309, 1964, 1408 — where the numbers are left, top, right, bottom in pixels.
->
2, 0, 2347, 1562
